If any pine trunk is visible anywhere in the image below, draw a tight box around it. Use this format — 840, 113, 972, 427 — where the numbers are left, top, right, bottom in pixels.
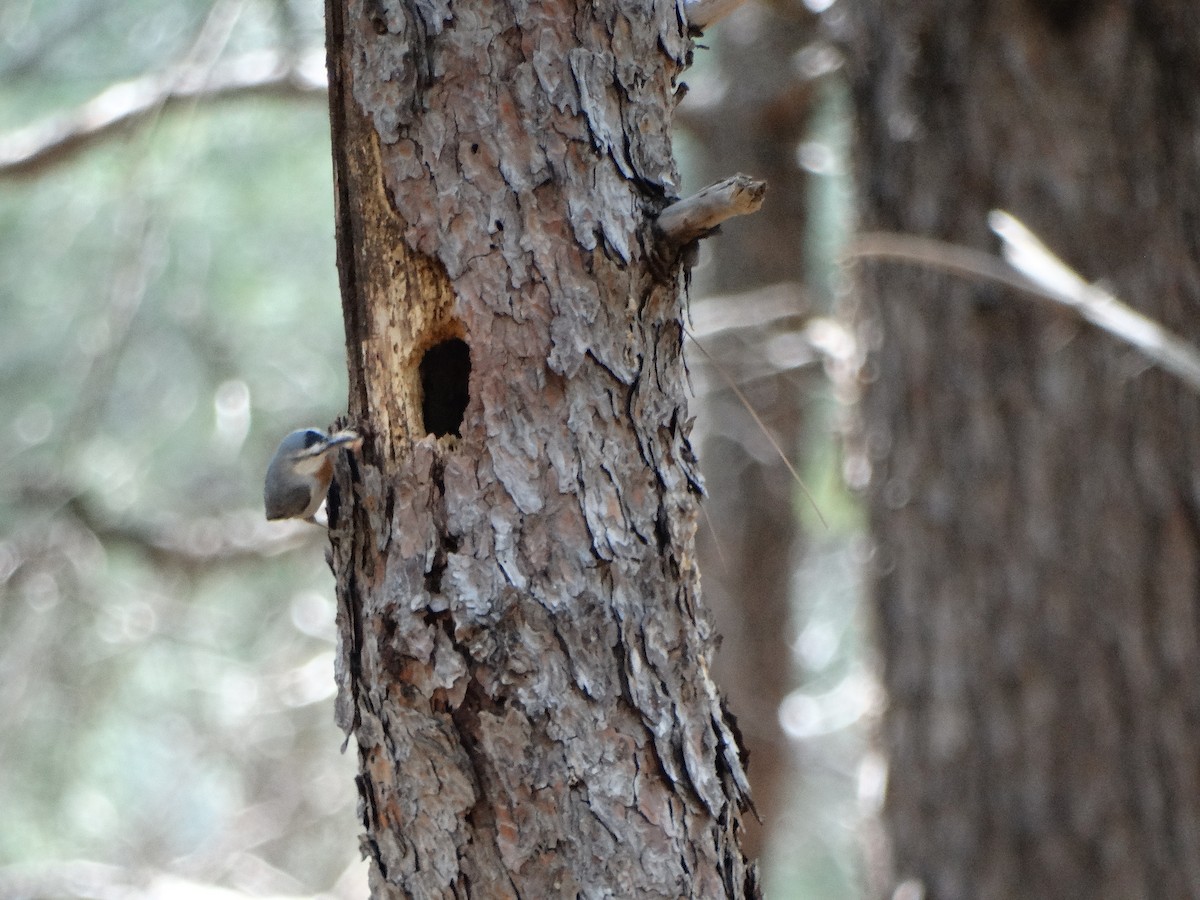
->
322, 1, 756, 896
847, 3, 1200, 898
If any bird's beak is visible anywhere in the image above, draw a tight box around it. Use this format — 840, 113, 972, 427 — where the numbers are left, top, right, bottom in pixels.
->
291, 429, 364, 473
324, 429, 364, 452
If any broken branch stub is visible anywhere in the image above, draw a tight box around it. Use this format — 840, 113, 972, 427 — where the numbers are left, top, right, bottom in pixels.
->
655, 173, 767, 248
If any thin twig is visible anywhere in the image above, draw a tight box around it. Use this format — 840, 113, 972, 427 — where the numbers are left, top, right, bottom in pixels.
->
57, 495, 319, 566
698, 500, 731, 576
989, 210, 1200, 392
844, 231, 1043, 297
845, 218, 1200, 395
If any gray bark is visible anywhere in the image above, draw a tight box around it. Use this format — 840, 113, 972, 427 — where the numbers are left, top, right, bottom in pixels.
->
845, 2, 1200, 898
322, 1, 757, 896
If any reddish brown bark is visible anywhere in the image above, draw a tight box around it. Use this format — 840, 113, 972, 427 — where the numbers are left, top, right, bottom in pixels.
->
323, 1, 758, 896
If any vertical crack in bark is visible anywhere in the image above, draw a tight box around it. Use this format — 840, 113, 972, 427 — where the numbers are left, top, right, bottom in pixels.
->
325, 0, 370, 420
448, 679, 517, 895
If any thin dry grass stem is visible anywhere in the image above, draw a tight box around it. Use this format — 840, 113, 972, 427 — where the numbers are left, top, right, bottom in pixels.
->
698, 499, 731, 576
688, 331, 829, 528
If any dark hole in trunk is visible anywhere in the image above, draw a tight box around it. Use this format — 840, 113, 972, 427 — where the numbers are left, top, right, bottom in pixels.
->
419, 338, 470, 437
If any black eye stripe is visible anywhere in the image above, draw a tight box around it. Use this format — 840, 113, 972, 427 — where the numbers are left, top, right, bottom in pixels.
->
303, 430, 324, 448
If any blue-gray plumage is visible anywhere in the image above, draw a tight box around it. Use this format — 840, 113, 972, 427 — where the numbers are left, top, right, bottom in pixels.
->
264, 428, 362, 521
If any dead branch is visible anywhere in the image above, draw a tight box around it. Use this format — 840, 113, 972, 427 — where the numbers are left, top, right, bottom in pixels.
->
0, 48, 327, 179
85, 506, 318, 566
687, 282, 855, 386
688, 281, 810, 339
0, 859, 327, 900
655, 173, 767, 246
846, 214, 1200, 395
15, 490, 320, 569
686, 0, 751, 31
988, 210, 1200, 391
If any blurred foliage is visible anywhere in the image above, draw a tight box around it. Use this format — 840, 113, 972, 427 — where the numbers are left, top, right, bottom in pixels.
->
0, 0, 364, 895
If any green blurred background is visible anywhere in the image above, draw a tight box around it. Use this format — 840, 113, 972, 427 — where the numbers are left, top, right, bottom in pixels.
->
0, 1, 864, 897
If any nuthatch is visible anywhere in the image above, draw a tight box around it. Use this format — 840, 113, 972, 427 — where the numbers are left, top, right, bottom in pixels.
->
264, 428, 363, 521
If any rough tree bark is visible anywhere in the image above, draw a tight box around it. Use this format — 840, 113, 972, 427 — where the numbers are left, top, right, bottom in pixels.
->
322, 1, 757, 896
845, 3, 1200, 898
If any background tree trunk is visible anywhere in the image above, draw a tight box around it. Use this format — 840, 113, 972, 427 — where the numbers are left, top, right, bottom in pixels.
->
846, 3, 1200, 898
323, 1, 756, 896
682, 0, 820, 860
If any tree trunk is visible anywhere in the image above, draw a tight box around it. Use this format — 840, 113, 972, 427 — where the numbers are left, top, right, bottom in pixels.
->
322, 2, 756, 896
846, 3, 1200, 898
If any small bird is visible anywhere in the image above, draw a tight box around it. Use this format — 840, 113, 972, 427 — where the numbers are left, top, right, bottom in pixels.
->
264, 428, 363, 521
